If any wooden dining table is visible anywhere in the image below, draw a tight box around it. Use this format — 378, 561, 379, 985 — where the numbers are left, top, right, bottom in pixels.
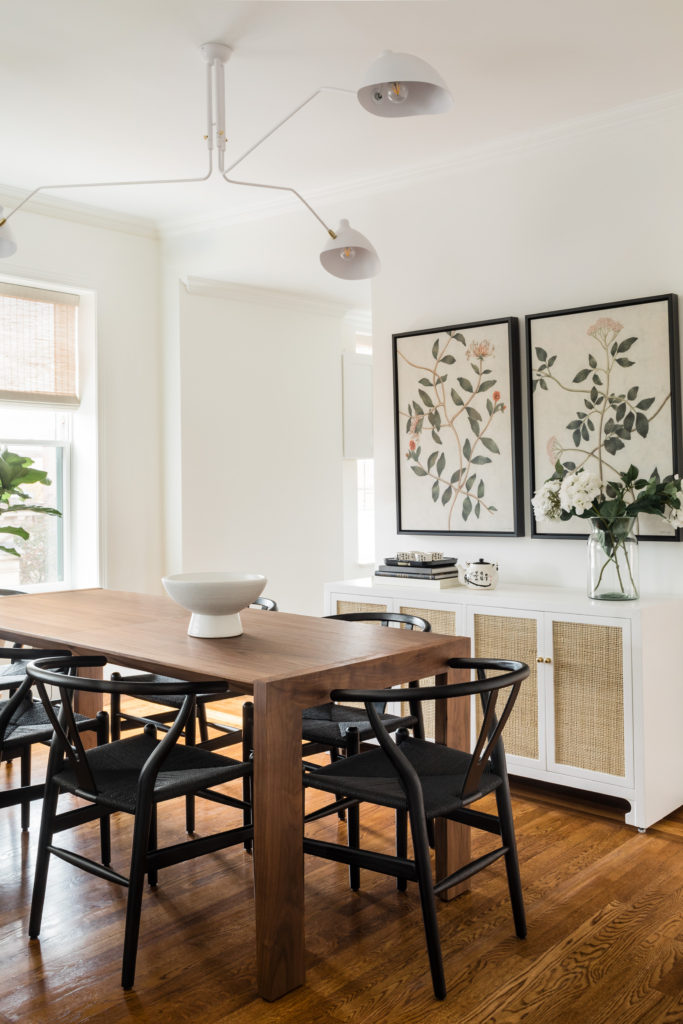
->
0, 587, 470, 1001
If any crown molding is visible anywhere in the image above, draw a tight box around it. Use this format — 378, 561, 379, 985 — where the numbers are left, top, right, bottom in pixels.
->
0, 184, 158, 240
161, 86, 683, 238
183, 275, 360, 320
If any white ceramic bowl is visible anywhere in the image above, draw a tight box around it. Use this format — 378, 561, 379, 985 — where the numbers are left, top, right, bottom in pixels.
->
162, 571, 267, 638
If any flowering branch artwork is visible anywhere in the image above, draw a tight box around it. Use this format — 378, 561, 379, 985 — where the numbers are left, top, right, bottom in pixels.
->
393, 318, 523, 536
527, 294, 681, 539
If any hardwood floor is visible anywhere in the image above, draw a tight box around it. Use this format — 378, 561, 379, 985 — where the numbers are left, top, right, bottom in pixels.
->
0, 718, 681, 1024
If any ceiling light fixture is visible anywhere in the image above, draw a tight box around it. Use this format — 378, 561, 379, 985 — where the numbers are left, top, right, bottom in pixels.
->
0, 44, 451, 279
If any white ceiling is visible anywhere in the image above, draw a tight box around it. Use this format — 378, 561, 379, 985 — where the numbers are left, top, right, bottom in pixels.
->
3, 0, 683, 235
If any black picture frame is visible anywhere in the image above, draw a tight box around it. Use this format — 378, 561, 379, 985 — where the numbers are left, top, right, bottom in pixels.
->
393, 317, 523, 537
526, 293, 681, 541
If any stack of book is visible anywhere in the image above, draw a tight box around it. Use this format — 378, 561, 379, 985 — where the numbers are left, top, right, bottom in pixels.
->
374, 555, 459, 589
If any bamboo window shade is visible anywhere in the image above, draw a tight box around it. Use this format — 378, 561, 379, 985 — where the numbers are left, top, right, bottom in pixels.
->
0, 282, 79, 403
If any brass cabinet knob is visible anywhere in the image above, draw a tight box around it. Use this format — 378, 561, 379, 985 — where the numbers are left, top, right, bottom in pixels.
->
536, 656, 543, 663
544, 657, 552, 664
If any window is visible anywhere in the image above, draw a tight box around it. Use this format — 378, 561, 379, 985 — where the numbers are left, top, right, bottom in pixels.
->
0, 281, 83, 590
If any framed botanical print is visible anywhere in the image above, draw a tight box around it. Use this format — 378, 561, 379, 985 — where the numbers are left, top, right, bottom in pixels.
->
393, 317, 523, 536
527, 293, 681, 539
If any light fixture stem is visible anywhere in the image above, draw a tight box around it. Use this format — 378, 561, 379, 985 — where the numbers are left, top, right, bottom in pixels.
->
0, 155, 215, 225
214, 59, 227, 151
205, 61, 214, 150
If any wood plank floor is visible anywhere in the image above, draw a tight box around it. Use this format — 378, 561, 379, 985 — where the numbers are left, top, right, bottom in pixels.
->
0, 718, 681, 1024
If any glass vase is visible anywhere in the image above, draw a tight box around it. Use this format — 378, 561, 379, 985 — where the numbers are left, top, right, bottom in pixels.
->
587, 517, 639, 601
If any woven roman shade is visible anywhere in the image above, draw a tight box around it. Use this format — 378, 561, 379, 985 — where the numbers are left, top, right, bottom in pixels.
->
0, 282, 79, 404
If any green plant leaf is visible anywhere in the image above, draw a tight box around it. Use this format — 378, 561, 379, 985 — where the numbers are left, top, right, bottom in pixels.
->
573, 368, 591, 383
477, 479, 485, 498
627, 386, 639, 400
418, 389, 434, 408
466, 473, 476, 491
457, 377, 473, 393
436, 452, 446, 477
481, 437, 500, 453
0, 525, 29, 539
427, 451, 438, 471
451, 469, 463, 483
475, 501, 481, 518
471, 455, 492, 464
463, 438, 472, 460
440, 354, 456, 364
432, 481, 440, 502
432, 339, 439, 360
636, 413, 649, 438
535, 347, 548, 362
450, 388, 464, 406
418, 378, 433, 387
588, 354, 597, 369
617, 336, 637, 353
616, 357, 635, 368
410, 465, 427, 476
636, 397, 655, 410
441, 486, 452, 505
462, 496, 472, 521
453, 333, 466, 345
479, 379, 496, 392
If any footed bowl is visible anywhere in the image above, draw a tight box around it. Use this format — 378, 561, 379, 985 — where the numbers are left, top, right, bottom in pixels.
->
162, 571, 267, 638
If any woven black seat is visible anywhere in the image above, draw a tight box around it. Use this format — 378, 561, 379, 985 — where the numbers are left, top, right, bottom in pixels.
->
27, 655, 253, 990
0, 647, 107, 830
301, 702, 408, 746
303, 656, 530, 1000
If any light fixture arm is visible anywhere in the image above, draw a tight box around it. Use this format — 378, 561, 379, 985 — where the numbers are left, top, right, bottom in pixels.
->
220, 86, 354, 239
0, 155, 215, 227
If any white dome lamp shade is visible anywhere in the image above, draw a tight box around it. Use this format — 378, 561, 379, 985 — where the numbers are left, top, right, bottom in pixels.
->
0, 209, 17, 258
358, 50, 452, 118
320, 219, 380, 280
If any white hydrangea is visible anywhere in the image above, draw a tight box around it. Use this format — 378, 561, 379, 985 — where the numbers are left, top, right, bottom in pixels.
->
665, 504, 683, 528
559, 470, 602, 515
531, 479, 562, 521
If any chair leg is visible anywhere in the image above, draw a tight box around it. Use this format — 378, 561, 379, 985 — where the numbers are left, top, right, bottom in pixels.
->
242, 702, 253, 853
122, 795, 155, 990
185, 708, 197, 834
28, 777, 60, 939
147, 805, 158, 887
410, 809, 446, 1000
396, 808, 408, 891
197, 702, 210, 745
110, 691, 121, 741
495, 779, 526, 938
20, 745, 31, 831
346, 728, 360, 891
95, 711, 111, 865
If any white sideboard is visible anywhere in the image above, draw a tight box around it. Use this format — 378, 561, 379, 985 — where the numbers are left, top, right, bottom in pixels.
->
323, 577, 683, 830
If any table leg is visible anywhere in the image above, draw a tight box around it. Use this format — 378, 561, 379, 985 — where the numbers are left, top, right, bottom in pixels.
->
253, 681, 305, 1000
434, 650, 471, 900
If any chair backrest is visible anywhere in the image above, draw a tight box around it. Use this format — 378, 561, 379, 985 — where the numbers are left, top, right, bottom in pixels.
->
27, 655, 232, 797
0, 589, 26, 596
0, 647, 73, 745
330, 657, 529, 804
251, 596, 278, 611
325, 611, 431, 631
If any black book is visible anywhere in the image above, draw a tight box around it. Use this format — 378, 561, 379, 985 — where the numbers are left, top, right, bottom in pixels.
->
376, 565, 459, 578
384, 557, 456, 569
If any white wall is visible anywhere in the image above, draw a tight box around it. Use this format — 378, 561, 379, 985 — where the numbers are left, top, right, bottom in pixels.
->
363, 97, 683, 595
175, 281, 346, 614
0, 203, 163, 593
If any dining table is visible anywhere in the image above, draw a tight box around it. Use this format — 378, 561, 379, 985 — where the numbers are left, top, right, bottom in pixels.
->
0, 587, 471, 1001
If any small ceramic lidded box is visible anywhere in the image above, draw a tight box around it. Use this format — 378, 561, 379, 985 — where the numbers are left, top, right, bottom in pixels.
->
460, 559, 499, 590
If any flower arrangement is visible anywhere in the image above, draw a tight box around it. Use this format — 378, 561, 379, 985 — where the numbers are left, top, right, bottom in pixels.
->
532, 463, 683, 599
0, 449, 61, 557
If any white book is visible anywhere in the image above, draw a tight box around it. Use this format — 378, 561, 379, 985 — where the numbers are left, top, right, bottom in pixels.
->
373, 573, 460, 589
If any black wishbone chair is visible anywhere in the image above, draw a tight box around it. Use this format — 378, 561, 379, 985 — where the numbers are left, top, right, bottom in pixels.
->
26, 655, 253, 991
110, 595, 277, 833
303, 657, 530, 1000
295, 610, 431, 885
0, 647, 108, 831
